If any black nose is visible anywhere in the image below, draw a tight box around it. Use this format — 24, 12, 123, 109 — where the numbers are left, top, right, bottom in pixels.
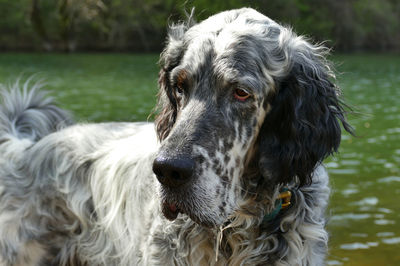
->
153, 155, 195, 188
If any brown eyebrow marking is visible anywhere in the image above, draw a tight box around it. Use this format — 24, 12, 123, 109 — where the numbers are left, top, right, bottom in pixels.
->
176, 70, 188, 90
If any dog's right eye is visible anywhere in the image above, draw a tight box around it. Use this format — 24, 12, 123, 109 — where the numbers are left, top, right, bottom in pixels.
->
174, 70, 188, 96
175, 85, 184, 95
172, 85, 184, 102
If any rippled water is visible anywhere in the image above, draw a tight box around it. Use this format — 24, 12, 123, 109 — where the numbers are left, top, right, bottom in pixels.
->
326, 55, 400, 265
0, 53, 398, 265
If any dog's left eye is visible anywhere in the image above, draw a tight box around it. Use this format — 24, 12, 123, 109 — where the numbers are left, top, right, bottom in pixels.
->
234, 88, 251, 101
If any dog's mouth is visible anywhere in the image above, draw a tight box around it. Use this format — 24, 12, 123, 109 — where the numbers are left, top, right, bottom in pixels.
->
160, 199, 218, 228
158, 178, 227, 227
161, 201, 182, 221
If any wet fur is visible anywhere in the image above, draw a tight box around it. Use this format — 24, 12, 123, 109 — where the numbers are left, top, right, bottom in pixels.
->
0, 8, 351, 266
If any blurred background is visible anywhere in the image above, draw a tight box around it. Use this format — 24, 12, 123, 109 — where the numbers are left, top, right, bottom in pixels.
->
1, 0, 399, 52
0, 1, 399, 265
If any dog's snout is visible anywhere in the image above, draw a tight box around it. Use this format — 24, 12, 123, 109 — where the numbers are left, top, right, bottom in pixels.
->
153, 155, 194, 188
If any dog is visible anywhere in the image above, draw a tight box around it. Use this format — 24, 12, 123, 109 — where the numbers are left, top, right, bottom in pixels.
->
0, 8, 352, 266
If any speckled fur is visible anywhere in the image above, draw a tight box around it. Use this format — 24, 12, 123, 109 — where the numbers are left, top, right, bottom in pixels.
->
154, 7, 351, 265
0, 8, 352, 266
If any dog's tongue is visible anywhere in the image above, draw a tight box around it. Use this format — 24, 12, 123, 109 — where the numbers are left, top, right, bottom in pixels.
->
162, 202, 179, 220
169, 203, 177, 212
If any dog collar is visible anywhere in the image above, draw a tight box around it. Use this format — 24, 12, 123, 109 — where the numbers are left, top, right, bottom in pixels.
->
263, 188, 292, 223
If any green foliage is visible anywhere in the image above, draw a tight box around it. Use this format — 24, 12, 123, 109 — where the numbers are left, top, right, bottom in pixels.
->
0, 0, 36, 49
352, 0, 399, 50
0, 0, 399, 52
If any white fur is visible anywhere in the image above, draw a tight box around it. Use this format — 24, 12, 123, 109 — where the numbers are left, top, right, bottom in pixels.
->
0, 82, 330, 265
0, 8, 344, 265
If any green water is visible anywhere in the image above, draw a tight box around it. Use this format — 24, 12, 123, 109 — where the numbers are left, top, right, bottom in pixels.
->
0, 53, 160, 122
0, 53, 399, 265
327, 55, 400, 266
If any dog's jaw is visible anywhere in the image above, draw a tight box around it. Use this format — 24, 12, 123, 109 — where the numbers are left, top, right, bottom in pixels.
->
158, 182, 231, 227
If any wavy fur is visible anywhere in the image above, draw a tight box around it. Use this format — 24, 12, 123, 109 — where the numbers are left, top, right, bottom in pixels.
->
0, 8, 351, 266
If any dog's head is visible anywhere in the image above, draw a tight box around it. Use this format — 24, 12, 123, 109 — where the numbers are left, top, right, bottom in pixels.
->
153, 8, 351, 227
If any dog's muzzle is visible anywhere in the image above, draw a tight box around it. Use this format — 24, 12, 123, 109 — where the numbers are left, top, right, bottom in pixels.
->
153, 154, 196, 220
153, 155, 195, 188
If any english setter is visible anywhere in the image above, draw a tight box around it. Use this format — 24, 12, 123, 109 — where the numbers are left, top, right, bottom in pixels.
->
0, 8, 352, 266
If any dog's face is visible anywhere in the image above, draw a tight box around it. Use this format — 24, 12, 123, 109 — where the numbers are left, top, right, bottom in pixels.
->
153, 8, 350, 227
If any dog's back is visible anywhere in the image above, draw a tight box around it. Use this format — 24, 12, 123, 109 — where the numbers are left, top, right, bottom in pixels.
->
0, 81, 74, 265
0, 81, 159, 266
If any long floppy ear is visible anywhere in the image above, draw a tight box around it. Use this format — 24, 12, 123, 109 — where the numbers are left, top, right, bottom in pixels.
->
155, 11, 196, 141
258, 42, 353, 186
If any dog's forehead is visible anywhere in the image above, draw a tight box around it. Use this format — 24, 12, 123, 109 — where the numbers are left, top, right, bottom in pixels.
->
195, 8, 272, 31
182, 8, 280, 74
187, 9, 275, 44
178, 9, 279, 92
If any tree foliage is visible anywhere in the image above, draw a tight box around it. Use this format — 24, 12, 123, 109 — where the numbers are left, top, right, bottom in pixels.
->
0, 0, 398, 52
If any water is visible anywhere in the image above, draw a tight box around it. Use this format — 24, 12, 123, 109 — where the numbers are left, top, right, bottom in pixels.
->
0, 53, 399, 265
326, 55, 400, 265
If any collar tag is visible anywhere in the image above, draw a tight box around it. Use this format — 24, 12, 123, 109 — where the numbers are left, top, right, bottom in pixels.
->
263, 188, 292, 223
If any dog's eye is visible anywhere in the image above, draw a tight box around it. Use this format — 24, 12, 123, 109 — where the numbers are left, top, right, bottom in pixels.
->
234, 88, 251, 101
173, 85, 185, 102
174, 70, 188, 97
175, 85, 184, 95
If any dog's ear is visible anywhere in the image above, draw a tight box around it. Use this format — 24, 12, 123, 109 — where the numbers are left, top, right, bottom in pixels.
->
258, 43, 352, 186
155, 12, 196, 141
